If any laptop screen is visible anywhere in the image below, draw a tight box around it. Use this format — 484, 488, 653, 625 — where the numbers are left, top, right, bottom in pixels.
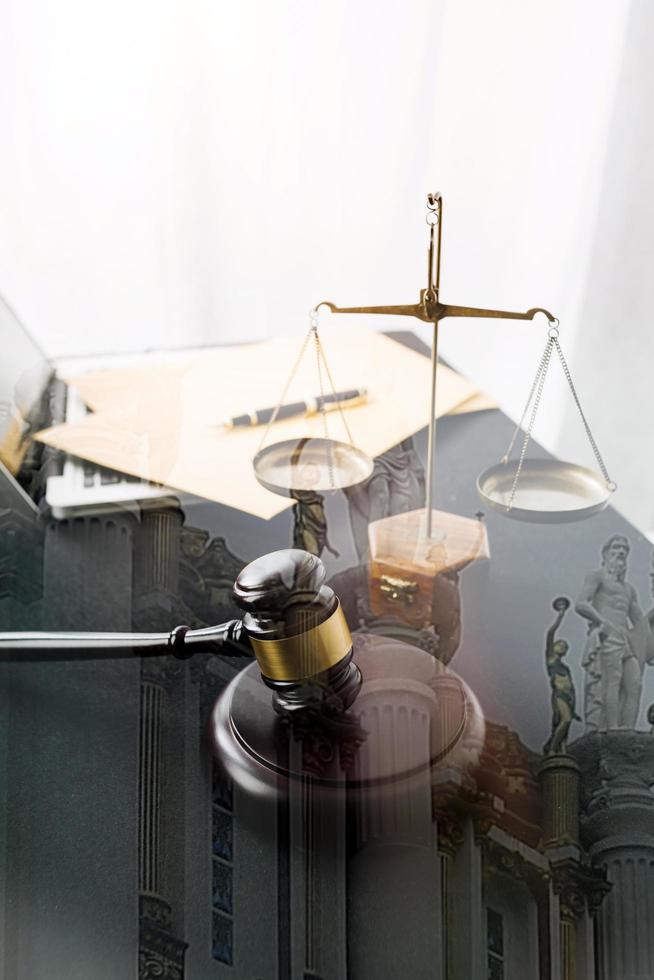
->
0, 294, 51, 479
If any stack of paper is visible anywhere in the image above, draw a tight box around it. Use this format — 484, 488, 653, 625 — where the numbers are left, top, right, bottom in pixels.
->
36, 328, 492, 519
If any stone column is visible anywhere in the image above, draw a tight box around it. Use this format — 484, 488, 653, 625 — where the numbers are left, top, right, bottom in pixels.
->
435, 813, 464, 980
4, 508, 139, 979
287, 746, 348, 980
43, 511, 135, 629
347, 668, 443, 980
572, 732, 654, 980
138, 659, 186, 980
0, 507, 43, 629
540, 755, 580, 848
452, 820, 485, 980
134, 498, 187, 980
559, 897, 579, 980
540, 754, 581, 980
134, 497, 182, 600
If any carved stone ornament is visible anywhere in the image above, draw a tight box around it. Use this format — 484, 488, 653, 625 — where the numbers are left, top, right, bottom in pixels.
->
139, 923, 187, 980
435, 813, 465, 856
551, 859, 611, 920
139, 951, 183, 980
473, 816, 496, 845
179, 528, 244, 625
571, 731, 654, 801
140, 895, 172, 931
282, 701, 368, 777
571, 731, 654, 847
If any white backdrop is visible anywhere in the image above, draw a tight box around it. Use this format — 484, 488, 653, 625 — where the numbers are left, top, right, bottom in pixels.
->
0, 0, 652, 530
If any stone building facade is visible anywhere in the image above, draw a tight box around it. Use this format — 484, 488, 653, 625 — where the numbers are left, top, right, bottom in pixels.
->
2, 500, 654, 980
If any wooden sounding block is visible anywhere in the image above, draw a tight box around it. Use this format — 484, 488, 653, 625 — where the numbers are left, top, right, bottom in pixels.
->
368, 508, 490, 629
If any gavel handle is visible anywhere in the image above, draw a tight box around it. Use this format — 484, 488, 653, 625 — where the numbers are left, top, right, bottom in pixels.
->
0, 619, 251, 662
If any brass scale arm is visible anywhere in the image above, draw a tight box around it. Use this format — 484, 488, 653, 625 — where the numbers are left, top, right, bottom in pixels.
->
316, 295, 555, 325
314, 195, 556, 538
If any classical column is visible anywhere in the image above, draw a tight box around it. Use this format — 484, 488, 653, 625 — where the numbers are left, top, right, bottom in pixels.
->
43, 511, 135, 629
0, 507, 43, 628
138, 658, 187, 980
560, 892, 580, 980
452, 820, 485, 980
134, 498, 187, 980
4, 510, 139, 979
134, 497, 183, 599
540, 754, 581, 980
596, 851, 654, 979
541, 749, 611, 979
540, 754, 580, 848
434, 813, 464, 980
287, 743, 348, 980
139, 672, 167, 901
347, 663, 443, 980
572, 732, 654, 980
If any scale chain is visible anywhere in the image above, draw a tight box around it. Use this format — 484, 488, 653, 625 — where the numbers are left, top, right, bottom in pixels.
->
507, 337, 554, 510
257, 326, 314, 452
553, 338, 615, 490
315, 334, 355, 448
504, 326, 615, 512
502, 338, 554, 465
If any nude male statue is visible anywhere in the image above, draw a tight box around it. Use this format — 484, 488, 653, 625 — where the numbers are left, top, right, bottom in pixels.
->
575, 535, 644, 731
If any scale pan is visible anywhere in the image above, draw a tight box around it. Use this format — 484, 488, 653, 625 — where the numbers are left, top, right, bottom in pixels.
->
253, 437, 373, 497
477, 458, 611, 524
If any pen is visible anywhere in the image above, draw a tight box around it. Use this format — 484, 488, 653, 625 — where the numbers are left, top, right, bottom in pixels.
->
223, 388, 367, 428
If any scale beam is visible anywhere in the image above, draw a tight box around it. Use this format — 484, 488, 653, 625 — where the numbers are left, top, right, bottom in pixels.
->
316, 295, 555, 326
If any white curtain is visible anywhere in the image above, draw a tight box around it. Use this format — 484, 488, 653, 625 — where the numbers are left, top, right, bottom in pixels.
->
1, 0, 651, 529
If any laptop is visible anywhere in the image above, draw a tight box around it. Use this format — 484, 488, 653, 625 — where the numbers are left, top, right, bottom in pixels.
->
0, 294, 167, 518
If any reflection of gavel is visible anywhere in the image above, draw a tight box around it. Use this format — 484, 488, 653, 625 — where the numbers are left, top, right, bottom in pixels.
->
0, 549, 360, 714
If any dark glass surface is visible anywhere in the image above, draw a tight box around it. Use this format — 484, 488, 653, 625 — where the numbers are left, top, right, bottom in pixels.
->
487, 908, 504, 957
212, 912, 233, 965
212, 859, 233, 914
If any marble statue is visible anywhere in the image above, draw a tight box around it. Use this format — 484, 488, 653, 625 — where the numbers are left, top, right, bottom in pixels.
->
290, 462, 339, 559
344, 438, 425, 562
291, 489, 339, 559
629, 550, 654, 693
575, 535, 644, 731
543, 597, 579, 755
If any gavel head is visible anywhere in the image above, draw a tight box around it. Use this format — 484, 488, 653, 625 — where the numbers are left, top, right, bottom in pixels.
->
232, 549, 362, 715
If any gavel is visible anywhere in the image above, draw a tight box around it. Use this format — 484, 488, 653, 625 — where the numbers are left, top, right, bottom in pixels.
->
0, 549, 359, 709
0, 548, 481, 797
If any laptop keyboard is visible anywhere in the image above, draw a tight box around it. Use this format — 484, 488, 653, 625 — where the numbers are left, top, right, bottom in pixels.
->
83, 463, 142, 487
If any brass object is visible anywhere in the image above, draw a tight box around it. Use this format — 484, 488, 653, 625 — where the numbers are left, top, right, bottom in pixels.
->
317, 193, 556, 537
378, 574, 419, 606
249, 600, 352, 681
